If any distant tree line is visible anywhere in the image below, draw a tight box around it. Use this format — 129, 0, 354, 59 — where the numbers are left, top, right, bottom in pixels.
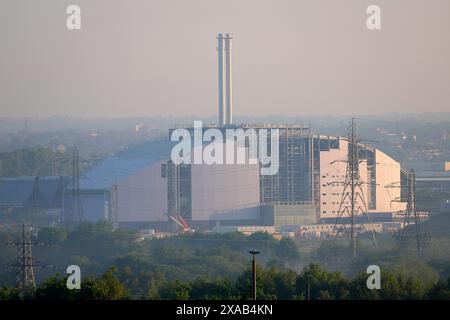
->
2, 263, 450, 300
0, 147, 73, 177
2, 221, 450, 300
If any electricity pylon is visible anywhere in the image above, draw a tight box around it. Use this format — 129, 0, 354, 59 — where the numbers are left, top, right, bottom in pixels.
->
5, 224, 54, 292
395, 169, 430, 256
70, 146, 83, 224
16, 224, 35, 290
333, 118, 378, 260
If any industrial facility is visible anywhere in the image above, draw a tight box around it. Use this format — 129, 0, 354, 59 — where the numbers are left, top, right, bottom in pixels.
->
164, 127, 408, 230
57, 126, 409, 235
63, 139, 174, 229
158, 33, 408, 234
0, 33, 412, 238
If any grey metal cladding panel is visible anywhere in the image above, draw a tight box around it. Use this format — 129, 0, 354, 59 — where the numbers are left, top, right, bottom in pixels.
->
0, 179, 35, 206
64, 192, 107, 222
38, 179, 59, 202
209, 206, 260, 220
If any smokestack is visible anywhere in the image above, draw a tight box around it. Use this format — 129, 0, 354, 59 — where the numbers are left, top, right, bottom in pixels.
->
217, 33, 225, 127
224, 33, 233, 125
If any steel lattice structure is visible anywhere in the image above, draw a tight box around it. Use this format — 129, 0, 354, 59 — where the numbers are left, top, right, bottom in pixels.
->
333, 118, 378, 259
394, 169, 430, 255
15, 224, 36, 290
4, 224, 54, 292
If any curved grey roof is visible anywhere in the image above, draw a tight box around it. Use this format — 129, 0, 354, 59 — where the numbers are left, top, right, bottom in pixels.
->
79, 139, 175, 189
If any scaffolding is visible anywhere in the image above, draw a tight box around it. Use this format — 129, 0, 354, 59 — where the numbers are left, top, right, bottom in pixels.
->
166, 160, 192, 230
259, 126, 315, 205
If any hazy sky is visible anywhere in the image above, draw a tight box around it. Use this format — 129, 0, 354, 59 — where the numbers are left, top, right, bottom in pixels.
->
0, 0, 449, 118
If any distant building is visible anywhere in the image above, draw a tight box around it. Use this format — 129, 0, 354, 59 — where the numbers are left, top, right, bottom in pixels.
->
295, 223, 384, 239
319, 137, 406, 223
445, 162, 450, 172
167, 125, 407, 230
63, 139, 174, 228
56, 144, 66, 154
0, 176, 70, 210
260, 203, 317, 228
416, 176, 450, 194
59, 127, 408, 233
212, 225, 275, 235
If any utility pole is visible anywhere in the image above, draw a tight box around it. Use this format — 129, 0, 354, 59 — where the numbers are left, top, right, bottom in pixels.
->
249, 250, 260, 301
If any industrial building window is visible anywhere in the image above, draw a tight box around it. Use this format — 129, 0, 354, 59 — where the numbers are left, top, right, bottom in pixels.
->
330, 139, 339, 149
322, 211, 327, 214
322, 193, 327, 196
322, 202, 326, 205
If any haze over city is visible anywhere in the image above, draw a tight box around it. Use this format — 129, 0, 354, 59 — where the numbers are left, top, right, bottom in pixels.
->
1, 0, 449, 118
2, 0, 450, 308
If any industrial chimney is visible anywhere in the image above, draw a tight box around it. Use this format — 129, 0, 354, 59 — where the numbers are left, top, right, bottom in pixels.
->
224, 33, 233, 125
217, 33, 233, 126
217, 33, 225, 127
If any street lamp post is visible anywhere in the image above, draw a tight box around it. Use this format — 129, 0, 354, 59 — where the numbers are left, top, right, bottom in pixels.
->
248, 250, 260, 301
306, 273, 312, 300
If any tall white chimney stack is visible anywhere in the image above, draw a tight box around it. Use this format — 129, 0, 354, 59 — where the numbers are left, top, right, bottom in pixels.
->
217, 33, 233, 126
224, 33, 233, 125
217, 33, 225, 127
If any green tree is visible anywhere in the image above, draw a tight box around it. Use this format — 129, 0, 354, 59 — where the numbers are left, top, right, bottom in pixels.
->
428, 278, 450, 299
159, 280, 191, 300
295, 263, 349, 300
0, 286, 21, 300
277, 238, 300, 262
33, 274, 77, 300
33, 268, 128, 300
37, 227, 68, 244
188, 277, 238, 300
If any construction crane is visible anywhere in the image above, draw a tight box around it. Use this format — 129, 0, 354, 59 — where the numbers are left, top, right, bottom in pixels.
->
168, 214, 192, 233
